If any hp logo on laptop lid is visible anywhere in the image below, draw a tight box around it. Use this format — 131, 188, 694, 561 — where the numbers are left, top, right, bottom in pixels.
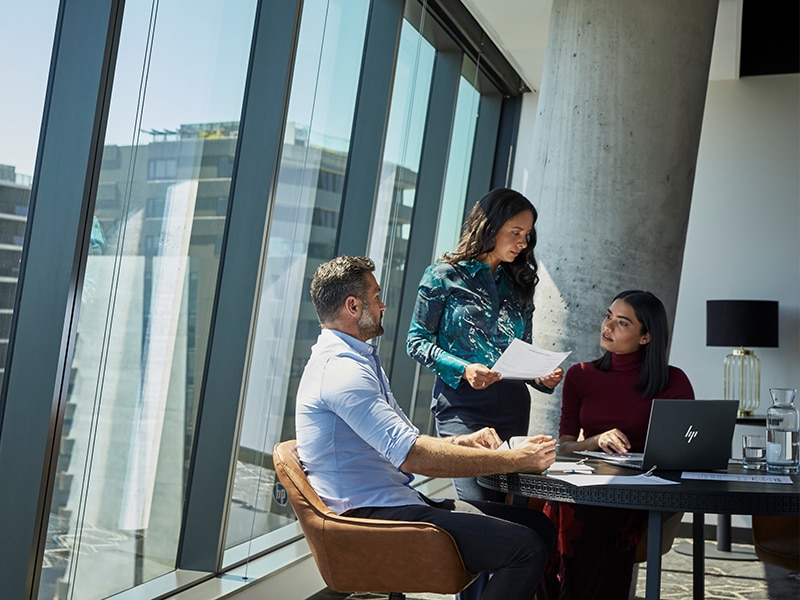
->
685, 425, 699, 443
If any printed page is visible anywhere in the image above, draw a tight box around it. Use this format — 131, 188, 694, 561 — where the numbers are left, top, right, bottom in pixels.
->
546, 462, 594, 474
491, 338, 571, 380
681, 472, 794, 484
547, 473, 679, 486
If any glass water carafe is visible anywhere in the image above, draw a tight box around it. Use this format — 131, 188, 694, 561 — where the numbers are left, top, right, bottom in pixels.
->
766, 387, 799, 474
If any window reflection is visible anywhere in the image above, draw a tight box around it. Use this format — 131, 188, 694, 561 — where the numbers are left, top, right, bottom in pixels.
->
38, 2, 257, 598
0, 0, 57, 391
369, 19, 434, 374
435, 70, 480, 260
409, 64, 481, 430
225, 0, 369, 549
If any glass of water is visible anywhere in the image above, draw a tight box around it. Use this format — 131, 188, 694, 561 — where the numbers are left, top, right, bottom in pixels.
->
742, 434, 767, 469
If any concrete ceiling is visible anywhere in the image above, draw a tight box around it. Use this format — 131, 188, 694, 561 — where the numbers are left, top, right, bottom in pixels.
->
460, 0, 745, 92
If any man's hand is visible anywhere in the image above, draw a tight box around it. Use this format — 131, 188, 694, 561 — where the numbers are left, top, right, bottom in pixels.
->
457, 427, 503, 449
513, 435, 557, 473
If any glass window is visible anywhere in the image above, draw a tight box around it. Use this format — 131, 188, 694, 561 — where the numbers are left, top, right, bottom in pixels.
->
409, 58, 482, 431
434, 60, 481, 259
0, 0, 58, 390
368, 18, 435, 372
224, 0, 370, 550
38, 1, 257, 598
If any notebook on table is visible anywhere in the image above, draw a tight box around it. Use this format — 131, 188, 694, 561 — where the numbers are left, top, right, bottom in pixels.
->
576, 399, 739, 472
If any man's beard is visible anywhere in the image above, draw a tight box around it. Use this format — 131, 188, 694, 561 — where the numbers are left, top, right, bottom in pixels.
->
358, 309, 384, 340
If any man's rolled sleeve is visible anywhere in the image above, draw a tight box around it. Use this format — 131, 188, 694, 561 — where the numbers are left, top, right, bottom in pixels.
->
382, 420, 420, 468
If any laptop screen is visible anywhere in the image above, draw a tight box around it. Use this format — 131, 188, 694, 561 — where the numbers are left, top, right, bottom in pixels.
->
640, 399, 739, 471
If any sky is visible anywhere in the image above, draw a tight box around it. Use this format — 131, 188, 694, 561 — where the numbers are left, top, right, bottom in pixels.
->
0, 0, 259, 176
1, 0, 369, 178
0, 0, 58, 176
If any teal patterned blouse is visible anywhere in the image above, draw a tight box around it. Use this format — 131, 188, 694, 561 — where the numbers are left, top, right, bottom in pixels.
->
406, 259, 534, 390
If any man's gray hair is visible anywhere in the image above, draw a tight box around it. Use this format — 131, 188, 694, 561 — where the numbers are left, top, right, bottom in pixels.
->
310, 256, 375, 325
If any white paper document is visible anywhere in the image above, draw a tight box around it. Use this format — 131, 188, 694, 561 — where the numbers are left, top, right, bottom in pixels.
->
491, 338, 571, 380
546, 462, 594, 474
546, 473, 679, 486
681, 472, 794, 484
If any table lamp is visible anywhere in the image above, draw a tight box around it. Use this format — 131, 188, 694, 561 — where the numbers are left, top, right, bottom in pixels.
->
706, 300, 779, 417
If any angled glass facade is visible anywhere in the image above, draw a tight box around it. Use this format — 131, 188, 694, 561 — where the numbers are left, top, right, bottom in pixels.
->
227, 0, 370, 550
0, 1, 526, 598
0, 0, 58, 390
38, 1, 258, 594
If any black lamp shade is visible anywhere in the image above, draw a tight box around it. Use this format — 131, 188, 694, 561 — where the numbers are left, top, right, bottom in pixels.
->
706, 300, 779, 348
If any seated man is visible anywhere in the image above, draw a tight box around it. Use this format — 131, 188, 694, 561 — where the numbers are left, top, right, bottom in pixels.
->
296, 255, 557, 600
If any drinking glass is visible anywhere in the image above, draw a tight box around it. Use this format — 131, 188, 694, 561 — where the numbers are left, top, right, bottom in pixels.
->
742, 434, 767, 469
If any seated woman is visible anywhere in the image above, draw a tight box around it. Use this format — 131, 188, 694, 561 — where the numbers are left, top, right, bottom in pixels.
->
539, 289, 694, 600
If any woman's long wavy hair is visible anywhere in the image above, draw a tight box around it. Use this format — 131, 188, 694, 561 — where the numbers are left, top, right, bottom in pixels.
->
441, 188, 539, 306
593, 290, 670, 399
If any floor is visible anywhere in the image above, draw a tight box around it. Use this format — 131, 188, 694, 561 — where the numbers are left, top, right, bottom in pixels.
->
306, 538, 800, 599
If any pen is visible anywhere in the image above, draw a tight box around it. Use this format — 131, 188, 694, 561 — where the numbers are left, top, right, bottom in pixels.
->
545, 468, 589, 475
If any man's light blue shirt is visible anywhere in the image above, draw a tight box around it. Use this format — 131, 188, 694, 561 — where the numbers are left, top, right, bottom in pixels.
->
295, 328, 425, 515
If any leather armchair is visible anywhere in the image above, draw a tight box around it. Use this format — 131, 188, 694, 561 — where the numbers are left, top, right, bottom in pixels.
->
751, 514, 800, 572
272, 440, 477, 595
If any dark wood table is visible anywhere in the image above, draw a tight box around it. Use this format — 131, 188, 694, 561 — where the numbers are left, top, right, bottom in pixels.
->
478, 459, 799, 600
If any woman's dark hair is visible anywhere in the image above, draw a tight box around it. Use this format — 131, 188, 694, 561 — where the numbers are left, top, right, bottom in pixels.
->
442, 188, 539, 305
592, 289, 670, 398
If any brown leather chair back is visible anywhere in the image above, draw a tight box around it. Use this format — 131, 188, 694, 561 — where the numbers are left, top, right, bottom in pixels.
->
272, 440, 477, 594
751, 514, 800, 572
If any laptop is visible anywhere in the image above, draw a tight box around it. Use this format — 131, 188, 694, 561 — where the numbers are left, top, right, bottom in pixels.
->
576, 399, 739, 472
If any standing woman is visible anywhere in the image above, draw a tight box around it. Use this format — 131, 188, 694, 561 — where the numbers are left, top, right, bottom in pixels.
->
541, 289, 695, 600
407, 188, 563, 504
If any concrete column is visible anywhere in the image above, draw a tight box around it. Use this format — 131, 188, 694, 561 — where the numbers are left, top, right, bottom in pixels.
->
527, 0, 719, 434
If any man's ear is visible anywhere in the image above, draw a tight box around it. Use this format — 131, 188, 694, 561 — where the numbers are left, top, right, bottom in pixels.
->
344, 295, 360, 316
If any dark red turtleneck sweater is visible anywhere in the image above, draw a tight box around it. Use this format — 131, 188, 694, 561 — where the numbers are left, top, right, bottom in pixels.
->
558, 350, 695, 452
